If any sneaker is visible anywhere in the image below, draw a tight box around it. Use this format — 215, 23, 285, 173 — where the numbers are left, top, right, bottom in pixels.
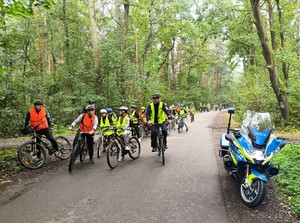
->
89, 158, 95, 164
164, 144, 168, 150
118, 156, 124, 162
138, 137, 142, 142
152, 147, 157, 152
125, 146, 131, 151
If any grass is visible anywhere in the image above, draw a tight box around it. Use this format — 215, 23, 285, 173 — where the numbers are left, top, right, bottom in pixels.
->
273, 144, 300, 217
0, 148, 20, 172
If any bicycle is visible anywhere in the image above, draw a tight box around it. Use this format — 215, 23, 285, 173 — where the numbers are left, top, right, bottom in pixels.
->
106, 127, 141, 169
177, 117, 188, 133
95, 128, 112, 159
69, 130, 90, 173
18, 126, 71, 170
190, 113, 195, 122
153, 124, 166, 165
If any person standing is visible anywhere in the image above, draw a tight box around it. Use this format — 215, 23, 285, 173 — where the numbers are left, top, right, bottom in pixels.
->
68, 105, 98, 164
24, 100, 59, 156
146, 93, 172, 152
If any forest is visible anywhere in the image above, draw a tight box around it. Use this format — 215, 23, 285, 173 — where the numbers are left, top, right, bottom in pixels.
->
1, 0, 300, 138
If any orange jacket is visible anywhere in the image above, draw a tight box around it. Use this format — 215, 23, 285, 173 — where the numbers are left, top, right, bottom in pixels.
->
80, 114, 96, 132
29, 107, 49, 130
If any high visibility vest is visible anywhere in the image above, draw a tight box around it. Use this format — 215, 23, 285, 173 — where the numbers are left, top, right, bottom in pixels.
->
130, 111, 139, 124
179, 109, 187, 118
29, 107, 49, 130
79, 114, 95, 132
116, 114, 129, 135
150, 101, 165, 124
99, 115, 113, 136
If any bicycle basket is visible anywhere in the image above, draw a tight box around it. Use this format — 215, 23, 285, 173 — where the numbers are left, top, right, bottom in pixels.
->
21, 126, 33, 135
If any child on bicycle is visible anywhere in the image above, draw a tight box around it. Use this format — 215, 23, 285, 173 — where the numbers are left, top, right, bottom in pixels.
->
116, 106, 131, 161
68, 105, 98, 164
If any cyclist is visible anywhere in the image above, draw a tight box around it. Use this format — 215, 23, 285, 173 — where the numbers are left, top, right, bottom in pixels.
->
178, 104, 188, 132
116, 106, 131, 161
24, 100, 59, 156
68, 105, 98, 164
146, 93, 172, 152
107, 107, 117, 125
99, 109, 114, 152
130, 105, 142, 141
190, 103, 196, 122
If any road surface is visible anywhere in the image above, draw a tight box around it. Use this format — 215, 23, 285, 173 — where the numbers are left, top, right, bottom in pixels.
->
0, 111, 229, 223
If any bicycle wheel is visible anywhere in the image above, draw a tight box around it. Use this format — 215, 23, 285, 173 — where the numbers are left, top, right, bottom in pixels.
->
167, 125, 171, 135
106, 141, 119, 169
128, 137, 141, 160
18, 141, 46, 169
79, 143, 87, 162
158, 137, 165, 165
69, 143, 79, 173
96, 137, 103, 159
55, 136, 71, 160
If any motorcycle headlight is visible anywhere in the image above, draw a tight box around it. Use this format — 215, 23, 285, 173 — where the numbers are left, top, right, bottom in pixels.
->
253, 150, 265, 161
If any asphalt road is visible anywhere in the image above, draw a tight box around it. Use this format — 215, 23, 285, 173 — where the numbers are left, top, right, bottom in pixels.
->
0, 111, 229, 223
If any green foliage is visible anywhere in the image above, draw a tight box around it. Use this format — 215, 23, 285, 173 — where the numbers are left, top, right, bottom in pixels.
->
273, 144, 300, 216
0, 148, 18, 171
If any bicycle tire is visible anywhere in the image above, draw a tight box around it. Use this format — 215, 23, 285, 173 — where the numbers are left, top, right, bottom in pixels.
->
96, 137, 103, 159
128, 137, 141, 160
158, 136, 165, 165
106, 141, 119, 169
18, 141, 46, 169
69, 143, 79, 173
79, 145, 87, 162
55, 136, 71, 160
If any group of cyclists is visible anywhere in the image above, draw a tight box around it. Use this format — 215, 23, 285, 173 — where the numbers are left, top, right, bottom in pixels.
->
25, 93, 197, 165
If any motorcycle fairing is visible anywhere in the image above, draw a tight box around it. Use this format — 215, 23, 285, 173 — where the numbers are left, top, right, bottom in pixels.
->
248, 127, 272, 146
247, 168, 269, 186
265, 137, 285, 156
236, 134, 252, 152
229, 143, 246, 163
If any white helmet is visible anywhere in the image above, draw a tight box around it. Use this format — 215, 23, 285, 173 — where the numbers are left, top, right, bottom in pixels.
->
100, 109, 107, 114
119, 106, 128, 111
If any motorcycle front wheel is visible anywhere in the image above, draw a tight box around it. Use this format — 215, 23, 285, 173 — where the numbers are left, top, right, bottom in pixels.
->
240, 177, 266, 207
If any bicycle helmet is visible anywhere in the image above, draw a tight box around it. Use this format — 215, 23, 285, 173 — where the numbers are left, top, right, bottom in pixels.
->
100, 109, 107, 114
86, 105, 95, 110
141, 107, 145, 110
107, 108, 113, 113
131, 105, 137, 109
151, 93, 160, 98
119, 106, 128, 111
33, 100, 43, 106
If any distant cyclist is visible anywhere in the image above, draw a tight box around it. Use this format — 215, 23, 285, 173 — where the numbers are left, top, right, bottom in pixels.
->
146, 93, 172, 152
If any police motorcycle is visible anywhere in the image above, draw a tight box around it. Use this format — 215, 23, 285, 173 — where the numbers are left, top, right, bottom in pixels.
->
219, 109, 285, 207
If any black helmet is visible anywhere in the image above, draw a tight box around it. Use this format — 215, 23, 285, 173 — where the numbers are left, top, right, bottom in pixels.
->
86, 105, 95, 111
33, 100, 43, 106
151, 93, 160, 99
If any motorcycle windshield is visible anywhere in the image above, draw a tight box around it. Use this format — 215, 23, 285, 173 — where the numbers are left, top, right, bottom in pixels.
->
242, 110, 274, 133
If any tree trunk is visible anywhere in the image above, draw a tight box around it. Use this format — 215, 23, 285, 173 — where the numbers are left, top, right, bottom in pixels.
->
250, 0, 289, 121
87, 0, 101, 93
33, 6, 44, 72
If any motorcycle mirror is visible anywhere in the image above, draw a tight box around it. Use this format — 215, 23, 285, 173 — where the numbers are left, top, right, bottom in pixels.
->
225, 134, 233, 142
